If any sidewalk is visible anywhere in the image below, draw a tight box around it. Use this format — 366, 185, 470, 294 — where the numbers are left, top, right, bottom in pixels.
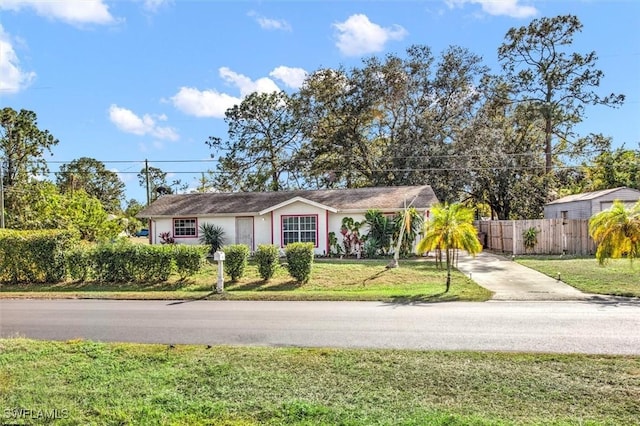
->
455, 251, 592, 301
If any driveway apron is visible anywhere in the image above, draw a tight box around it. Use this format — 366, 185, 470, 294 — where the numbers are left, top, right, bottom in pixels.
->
455, 251, 592, 301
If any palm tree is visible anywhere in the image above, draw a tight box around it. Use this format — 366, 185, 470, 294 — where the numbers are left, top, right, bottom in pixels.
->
589, 200, 640, 265
417, 203, 482, 292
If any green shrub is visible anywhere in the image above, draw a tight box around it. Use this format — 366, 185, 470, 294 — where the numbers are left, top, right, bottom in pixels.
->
0, 229, 76, 284
173, 245, 208, 279
92, 241, 174, 283
285, 242, 314, 283
254, 244, 280, 281
224, 244, 250, 282
66, 245, 95, 282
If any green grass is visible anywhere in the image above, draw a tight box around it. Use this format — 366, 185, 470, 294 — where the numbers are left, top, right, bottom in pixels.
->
0, 259, 492, 302
516, 256, 640, 297
0, 338, 638, 425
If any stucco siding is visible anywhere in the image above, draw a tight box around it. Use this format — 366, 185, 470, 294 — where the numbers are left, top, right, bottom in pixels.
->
269, 201, 329, 255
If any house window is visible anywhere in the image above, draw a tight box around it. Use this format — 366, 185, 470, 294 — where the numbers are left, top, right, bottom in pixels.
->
560, 211, 568, 220
282, 215, 317, 246
174, 218, 197, 237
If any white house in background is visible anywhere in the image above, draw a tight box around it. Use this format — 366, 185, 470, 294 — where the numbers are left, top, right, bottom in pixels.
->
136, 185, 438, 255
544, 187, 640, 220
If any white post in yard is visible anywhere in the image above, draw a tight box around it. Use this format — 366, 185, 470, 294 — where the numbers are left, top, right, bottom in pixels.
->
213, 250, 225, 293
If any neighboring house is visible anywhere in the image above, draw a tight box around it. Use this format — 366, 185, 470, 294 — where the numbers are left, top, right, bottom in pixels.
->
544, 187, 640, 220
136, 185, 438, 255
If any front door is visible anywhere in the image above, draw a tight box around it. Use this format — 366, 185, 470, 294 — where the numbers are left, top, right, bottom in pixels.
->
236, 217, 254, 250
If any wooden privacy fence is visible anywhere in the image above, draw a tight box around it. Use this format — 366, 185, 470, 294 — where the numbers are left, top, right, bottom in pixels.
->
475, 219, 596, 255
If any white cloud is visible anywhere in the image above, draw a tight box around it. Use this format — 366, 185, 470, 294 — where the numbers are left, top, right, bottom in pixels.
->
219, 67, 280, 97
0, 25, 35, 94
248, 10, 292, 31
142, 0, 171, 13
333, 14, 407, 57
171, 67, 285, 119
108, 105, 179, 140
269, 66, 308, 89
171, 87, 240, 119
445, 0, 537, 18
1, 0, 116, 25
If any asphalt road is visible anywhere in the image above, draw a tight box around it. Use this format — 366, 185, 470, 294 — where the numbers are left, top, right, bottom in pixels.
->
1, 299, 639, 355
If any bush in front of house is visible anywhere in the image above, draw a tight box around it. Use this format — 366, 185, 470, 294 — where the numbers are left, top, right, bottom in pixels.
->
285, 242, 314, 283
92, 242, 174, 283
66, 244, 95, 282
0, 229, 77, 284
224, 244, 250, 282
254, 244, 280, 281
173, 244, 208, 279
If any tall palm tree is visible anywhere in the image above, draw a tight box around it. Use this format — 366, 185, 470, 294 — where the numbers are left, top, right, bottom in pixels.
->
589, 200, 640, 265
417, 203, 482, 292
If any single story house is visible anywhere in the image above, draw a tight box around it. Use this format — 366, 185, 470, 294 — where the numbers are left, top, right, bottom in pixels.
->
544, 187, 640, 220
136, 185, 438, 255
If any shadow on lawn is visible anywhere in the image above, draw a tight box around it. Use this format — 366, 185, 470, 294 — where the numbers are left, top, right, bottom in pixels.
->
227, 279, 302, 292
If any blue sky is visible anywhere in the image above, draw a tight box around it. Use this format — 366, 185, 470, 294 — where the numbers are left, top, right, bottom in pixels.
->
1, 0, 638, 203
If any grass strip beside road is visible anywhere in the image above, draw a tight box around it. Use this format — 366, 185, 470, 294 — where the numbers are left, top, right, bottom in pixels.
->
0, 259, 492, 302
1, 338, 638, 425
516, 256, 640, 298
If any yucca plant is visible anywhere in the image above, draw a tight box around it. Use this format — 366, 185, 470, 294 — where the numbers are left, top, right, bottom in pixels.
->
199, 223, 226, 255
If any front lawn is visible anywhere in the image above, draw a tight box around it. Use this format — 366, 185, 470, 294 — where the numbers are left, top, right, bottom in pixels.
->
1, 338, 638, 425
0, 259, 492, 302
516, 256, 640, 297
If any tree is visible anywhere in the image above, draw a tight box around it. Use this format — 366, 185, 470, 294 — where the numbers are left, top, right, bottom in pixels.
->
56, 157, 125, 213
0, 108, 58, 188
458, 81, 549, 219
583, 147, 640, 191
206, 91, 304, 192
589, 200, 640, 264
498, 15, 624, 174
137, 165, 172, 203
416, 203, 482, 292
3, 180, 122, 241
123, 198, 145, 236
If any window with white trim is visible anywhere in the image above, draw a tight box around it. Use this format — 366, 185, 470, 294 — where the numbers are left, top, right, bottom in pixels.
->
173, 218, 197, 237
282, 216, 317, 246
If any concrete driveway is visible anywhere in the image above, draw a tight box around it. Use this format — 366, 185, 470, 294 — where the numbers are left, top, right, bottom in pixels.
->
456, 251, 593, 301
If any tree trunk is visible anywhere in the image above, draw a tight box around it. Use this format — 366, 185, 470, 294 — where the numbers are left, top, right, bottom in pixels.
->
445, 248, 451, 293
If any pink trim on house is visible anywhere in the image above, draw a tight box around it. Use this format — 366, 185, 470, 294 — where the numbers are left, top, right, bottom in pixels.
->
172, 217, 198, 239
325, 210, 330, 255
280, 214, 319, 248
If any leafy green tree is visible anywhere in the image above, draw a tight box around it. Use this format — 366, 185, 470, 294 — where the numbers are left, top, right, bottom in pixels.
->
583, 148, 640, 191
124, 198, 145, 236
458, 81, 549, 219
207, 91, 304, 192
3, 180, 121, 241
56, 157, 125, 213
417, 203, 482, 292
498, 15, 624, 174
0, 108, 58, 187
589, 200, 640, 264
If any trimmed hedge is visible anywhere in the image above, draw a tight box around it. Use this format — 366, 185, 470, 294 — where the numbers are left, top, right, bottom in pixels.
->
174, 244, 208, 279
224, 244, 250, 282
0, 229, 77, 284
254, 244, 280, 281
285, 242, 314, 283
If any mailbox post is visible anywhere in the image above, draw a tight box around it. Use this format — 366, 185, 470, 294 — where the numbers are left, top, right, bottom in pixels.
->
213, 250, 225, 293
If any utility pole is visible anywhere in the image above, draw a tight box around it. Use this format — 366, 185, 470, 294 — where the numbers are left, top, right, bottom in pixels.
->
145, 159, 150, 206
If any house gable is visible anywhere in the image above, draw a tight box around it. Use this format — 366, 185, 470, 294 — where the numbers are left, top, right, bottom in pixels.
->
259, 196, 338, 215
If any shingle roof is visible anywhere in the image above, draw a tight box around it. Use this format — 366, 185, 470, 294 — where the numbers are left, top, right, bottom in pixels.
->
546, 187, 639, 205
137, 185, 438, 217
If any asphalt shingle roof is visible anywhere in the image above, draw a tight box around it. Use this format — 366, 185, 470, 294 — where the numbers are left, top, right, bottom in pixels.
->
137, 185, 438, 217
